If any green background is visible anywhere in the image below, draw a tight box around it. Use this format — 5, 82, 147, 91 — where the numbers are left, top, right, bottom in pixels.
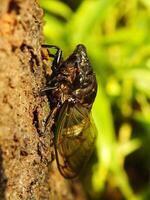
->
39, 0, 150, 199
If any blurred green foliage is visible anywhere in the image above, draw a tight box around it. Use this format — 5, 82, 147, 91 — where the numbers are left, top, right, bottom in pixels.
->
39, 0, 150, 199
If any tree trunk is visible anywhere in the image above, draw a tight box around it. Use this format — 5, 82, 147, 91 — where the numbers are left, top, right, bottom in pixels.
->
0, 0, 86, 199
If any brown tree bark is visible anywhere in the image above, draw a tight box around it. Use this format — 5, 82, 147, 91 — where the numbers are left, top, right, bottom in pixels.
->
0, 0, 86, 199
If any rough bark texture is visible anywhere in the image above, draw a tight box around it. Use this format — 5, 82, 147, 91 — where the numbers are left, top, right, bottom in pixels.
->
0, 0, 86, 199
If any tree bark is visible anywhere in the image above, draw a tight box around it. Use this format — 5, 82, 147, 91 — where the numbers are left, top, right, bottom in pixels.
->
0, 0, 86, 199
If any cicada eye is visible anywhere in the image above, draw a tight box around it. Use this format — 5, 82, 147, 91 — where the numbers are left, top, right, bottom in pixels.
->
54, 102, 97, 178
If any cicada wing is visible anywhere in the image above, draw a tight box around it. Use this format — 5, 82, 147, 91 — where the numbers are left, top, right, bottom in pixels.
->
54, 102, 97, 178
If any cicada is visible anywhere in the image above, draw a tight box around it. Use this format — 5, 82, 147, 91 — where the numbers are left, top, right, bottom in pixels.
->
41, 44, 97, 178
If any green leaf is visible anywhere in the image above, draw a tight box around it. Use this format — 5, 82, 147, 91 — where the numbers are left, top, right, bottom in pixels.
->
39, 0, 73, 20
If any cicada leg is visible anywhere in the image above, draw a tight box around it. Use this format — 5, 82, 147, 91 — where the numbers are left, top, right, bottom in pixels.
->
43, 106, 58, 143
41, 44, 62, 73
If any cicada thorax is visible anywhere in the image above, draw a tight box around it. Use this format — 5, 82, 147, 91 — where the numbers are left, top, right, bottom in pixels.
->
50, 44, 97, 109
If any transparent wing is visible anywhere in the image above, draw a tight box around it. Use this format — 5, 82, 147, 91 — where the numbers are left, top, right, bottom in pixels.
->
54, 102, 97, 178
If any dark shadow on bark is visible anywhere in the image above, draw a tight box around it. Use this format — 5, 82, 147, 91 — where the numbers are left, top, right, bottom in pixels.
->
0, 146, 7, 200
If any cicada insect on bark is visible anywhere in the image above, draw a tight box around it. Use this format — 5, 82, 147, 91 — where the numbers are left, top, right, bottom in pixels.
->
41, 44, 98, 179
